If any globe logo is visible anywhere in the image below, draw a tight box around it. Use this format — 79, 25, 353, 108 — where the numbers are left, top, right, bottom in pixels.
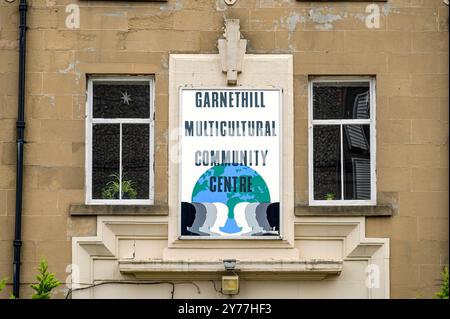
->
190, 165, 270, 234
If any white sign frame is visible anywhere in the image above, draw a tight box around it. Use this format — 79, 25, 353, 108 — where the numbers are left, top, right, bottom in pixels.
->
178, 87, 283, 240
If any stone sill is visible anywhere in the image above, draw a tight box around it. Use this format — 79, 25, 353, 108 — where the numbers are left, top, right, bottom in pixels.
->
70, 203, 392, 217
119, 259, 342, 281
70, 204, 169, 216
295, 204, 394, 217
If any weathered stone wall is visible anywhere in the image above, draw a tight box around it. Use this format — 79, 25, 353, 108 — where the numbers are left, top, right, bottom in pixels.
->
0, 0, 448, 298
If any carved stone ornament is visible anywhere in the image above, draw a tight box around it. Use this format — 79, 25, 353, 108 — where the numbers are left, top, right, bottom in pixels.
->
218, 19, 247, 86
224, 0, 238, 5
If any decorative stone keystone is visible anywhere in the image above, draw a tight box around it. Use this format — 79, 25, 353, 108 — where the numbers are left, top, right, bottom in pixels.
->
218, 19, 247, 86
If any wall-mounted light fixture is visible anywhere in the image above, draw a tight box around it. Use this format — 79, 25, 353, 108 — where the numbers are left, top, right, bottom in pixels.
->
221, 275, 239, 295
221, 259, 239, 295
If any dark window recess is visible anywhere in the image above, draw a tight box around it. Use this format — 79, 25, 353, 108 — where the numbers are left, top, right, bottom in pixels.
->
92, 124, 120, 200
343, 125, 371, 200
313, 125, 341, 201
122, 124, 150, 199
313, 82, 370, 120
93, 81, 150, 119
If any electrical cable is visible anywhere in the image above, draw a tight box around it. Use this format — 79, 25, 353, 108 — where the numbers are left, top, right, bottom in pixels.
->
65, 280, 201, 299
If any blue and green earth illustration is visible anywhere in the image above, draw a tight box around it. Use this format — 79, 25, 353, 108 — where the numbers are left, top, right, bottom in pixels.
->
191, 165, 270, 233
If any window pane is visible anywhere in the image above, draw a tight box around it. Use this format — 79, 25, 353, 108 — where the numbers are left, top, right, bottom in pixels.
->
313, 125, 341, 201
92, 124, 120, 200
343, 125, 371, 200
93, 81, 150, 119
313, 82, 370, 120
122, 124, 150, 200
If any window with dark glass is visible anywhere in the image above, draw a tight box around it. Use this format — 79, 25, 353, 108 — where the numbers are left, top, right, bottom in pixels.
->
87, 78, 153, 204
310, 80, 375, 204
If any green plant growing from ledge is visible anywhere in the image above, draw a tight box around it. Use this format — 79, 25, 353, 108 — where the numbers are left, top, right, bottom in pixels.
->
0, 278, 6, 292
325, 193, 335, 200
101, 173, 137, 200
435, 267, 449, 299
30, 259, 61, 299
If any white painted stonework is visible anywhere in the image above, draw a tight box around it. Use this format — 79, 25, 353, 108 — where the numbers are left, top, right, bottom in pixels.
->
71, 216, 389, 298
167, 54, 295, 251
71, 48, 390, 299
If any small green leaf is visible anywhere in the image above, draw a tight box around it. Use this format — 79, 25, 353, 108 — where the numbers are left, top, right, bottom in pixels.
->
0, 278, 7, 292
435, 267, 449, 299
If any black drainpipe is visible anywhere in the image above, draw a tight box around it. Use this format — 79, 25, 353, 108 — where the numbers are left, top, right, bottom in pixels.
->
13, 0, 28, 299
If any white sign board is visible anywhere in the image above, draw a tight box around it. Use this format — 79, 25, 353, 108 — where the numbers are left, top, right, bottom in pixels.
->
180, 88, 281, 238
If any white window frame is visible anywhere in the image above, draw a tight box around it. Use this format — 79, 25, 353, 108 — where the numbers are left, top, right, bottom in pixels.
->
308, 76, 377, 206
85, 76, 155, 205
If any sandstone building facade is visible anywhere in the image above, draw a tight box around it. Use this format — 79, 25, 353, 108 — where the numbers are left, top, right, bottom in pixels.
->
0, 0, 448, 299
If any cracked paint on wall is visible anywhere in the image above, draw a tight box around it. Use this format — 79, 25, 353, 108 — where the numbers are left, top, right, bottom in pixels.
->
273, 3, 400, 50
275, 3, 398, 34
308, 8, 343, 30
285, 11, 306, 32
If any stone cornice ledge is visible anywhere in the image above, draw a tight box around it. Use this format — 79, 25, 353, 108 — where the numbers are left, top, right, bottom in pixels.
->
295, 204, 394, 217
119, 259, 343, 281
70, 204, 169, 216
